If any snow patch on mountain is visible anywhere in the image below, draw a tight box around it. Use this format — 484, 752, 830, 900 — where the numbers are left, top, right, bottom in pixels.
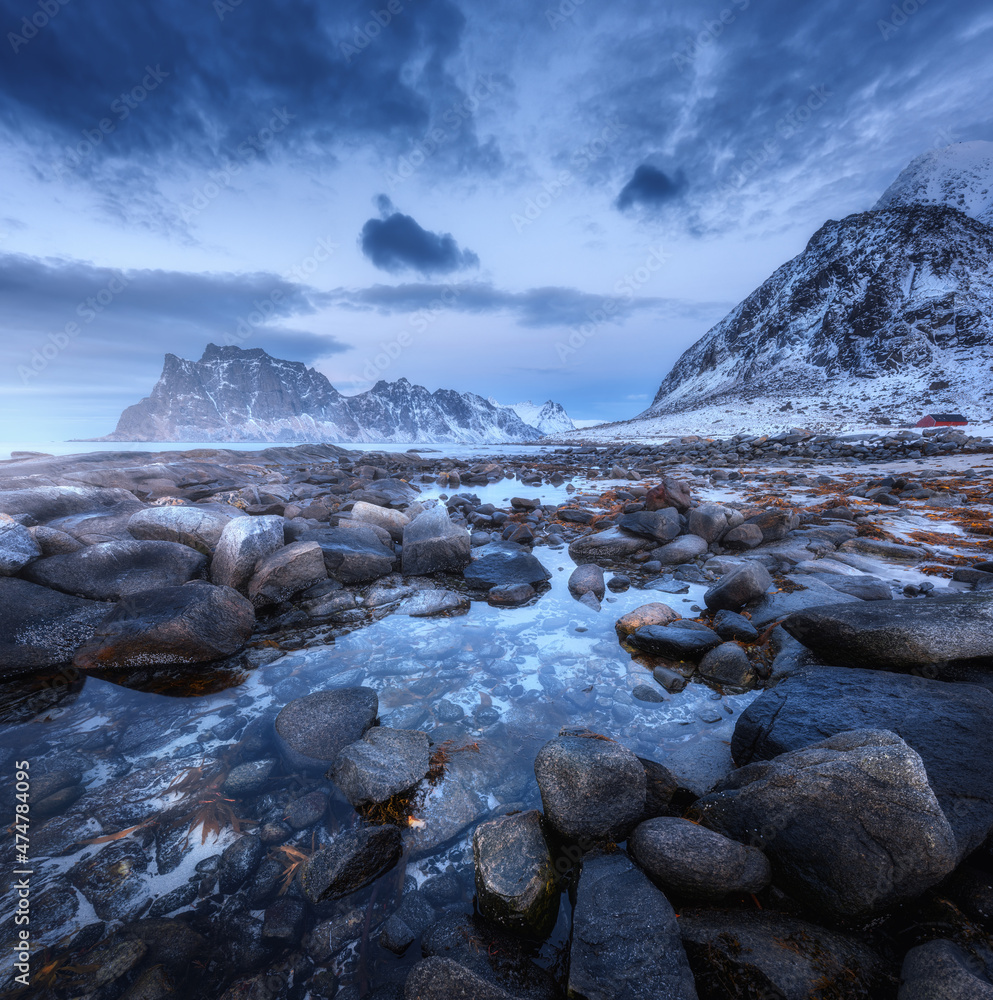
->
490, 398, 576, 435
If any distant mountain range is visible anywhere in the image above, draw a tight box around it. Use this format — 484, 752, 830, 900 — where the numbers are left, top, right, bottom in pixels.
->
100, 345, 574, 444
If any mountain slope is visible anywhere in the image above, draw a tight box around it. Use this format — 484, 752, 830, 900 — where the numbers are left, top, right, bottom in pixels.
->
490, 398, 576, 434
104, 345, 545, 444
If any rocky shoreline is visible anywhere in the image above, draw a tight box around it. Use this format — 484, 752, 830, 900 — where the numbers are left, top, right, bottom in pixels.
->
3, 434, 993, 998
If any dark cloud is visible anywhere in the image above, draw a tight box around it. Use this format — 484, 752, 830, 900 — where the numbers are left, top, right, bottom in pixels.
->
616, 164, 685, 210
360, 200, 480, 275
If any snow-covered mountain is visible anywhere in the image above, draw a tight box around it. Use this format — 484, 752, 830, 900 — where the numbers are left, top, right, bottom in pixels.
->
103, 345, 544, 444
563, 143, 993, 438
490, 398, 576, 435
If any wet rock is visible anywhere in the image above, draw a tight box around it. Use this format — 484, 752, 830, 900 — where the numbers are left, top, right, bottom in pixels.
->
301, 523, 396, 583
379, 889, 436, 954
698, 642, 753, 687
402, 505, 471, 576
123, 918, 205, 971
330, 727, 429, 807
0, 516, 41, 574
840, 536, 924, 561
570, 850, 698, 1000
397, 589, 470, 617
615, 602, 681, 637
680, 909, 890, 1000
222, 758, 278, 797
814, 575, 893, 600
211, 515, 284, 591
218, 834, 263, 893
899, 939, 993, 999
299, 824, 403, 903
275, 686, 379, 773
473, 810, 559, 937
704, 562, 773, 611
24, 539, 207, 600
247, 540, 327, 607
627, 623, 721, 660
723, 522, 764, 549
745, 577, 861, 629
712, 609, 759, 642
783, 593, 993, 672
284, 789, 329, 829
262, 897, 305, 941
0, 485, 145, 529
350, 501, 410, 542
119, 965, 173, 1000
404, 957, 518, 1000
0, 577, 111, 672
733, 666, 993, 858
699, 729, 957, 920
569, 526, 656, 564
534, 733, 646, 842
654, 534, 709, 566
629, 817, 770, 901
618, 508, 681, 543
568, 563, 605, 601
687, 503, 728, 543
67, 840, 149, 920
487, 583, 535, 605
127, 506, 234, 554
645, 478, 692, 513
73, 580, 255, 670
464, 541, 551, 589
652, 664, 689, 693
632, 683, 665, 703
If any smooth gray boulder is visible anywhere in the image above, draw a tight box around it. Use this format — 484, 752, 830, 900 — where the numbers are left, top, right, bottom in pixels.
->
397, 589, 470, 617
127, 506, 234, 554
463, 542, 551, 590
330, 727, 430, 807
299, 824, 402, 903
627, 623, 721, 660
275, 687, 379, 773
349, 500, 409, 542
569, 850, 698, 1000
247, 540, 327, 607
687, 503, 728, 543
568, 527, 655, 564
899, 939, 993, 999
0, 485, 144, 526
301, 523, 396, 583
0, 516, 42, 574
618, 508, 681, 543
654, 535, 709, 565
699, 729, 958, 920
704, 562, 773, 611
402, 505, 471, 576
211, 515, 284, 590
568, 563, 605, 601
698, 641, 753, 687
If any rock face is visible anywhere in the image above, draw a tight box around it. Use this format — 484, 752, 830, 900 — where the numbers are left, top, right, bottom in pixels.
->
24, 540, 206, 601
533, 733, 646, 842
301, 523, 396, 583
127, 506, 234, 554
782, 593, 993, 671
0, 516, 42, 574
731, 666, 993, 858
569, 851, 698, 1000
210, 515, 284, 591
330, 727, 430, 807
898, 938, 993, 999
401, 506, 471, 576
628, 817, 770, 901
704, 562, 773, 611
103, 344, 546, 444
0, 577, 111, 673
247, 541, 327, 607
274, 687, 379, 773
72, 581, 255, 670
299, 824, 402, 903
699, 729, 958, 920
463, 542, 551, 590
472, 810, 559, 937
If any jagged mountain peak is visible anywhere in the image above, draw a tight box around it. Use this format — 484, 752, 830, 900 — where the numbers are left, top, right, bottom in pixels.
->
489, 397, 576, 435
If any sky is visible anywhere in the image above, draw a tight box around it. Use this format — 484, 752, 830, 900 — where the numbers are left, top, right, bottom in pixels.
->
1, 0, 992, 440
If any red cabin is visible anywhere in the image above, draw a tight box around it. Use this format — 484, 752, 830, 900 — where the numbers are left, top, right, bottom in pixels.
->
916, 413, 968, 428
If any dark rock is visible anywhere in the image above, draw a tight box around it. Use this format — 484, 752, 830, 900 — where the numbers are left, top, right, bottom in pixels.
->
299, 824, 402, 903
222, 758, 278, 797
464, 542, 551, 590
704, 562, 773, 611
687, 503, 728, 543
722, 522, 764, 548
262, 897, 305, 941
0, 516, 42, 574
699, 729, 958, 920
632, 683, 665, 703
247, 540, 327, 607
301, 523, 396, 583
618, 508, 681, 543
210, 514, 284, 590
640, 757, 680, 819
569, 850, 698, 1000
67, 840, 149, 920
744, 508, 799, 542
652, 664, 688, 693
745, 578, 861, 629
698, 642, 753, 687
397, 589, 470, 617
898, 938, 993, 999
487, 583, 535, 606
127, 506, 233, 554
31, 524, 84, 555
568, 563, 605, 601
330, 727, 430, 807
568, 527, 656, 564
379, 890, 436, 953
218, 834, 263, 893
73, 580, 255, 670
284, 789, 328, 829
644, 478, 692, 513
712, 609, 759, 642
811, 574, 893, 601
627, 623, 721, 660
404, 958, 517, 1000
274, 687, 379, 773
533, 733, 646, 842
122, 918, 205, 971
654, 535, 709, 565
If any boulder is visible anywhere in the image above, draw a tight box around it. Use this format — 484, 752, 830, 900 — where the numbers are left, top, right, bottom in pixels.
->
487, 583, 535, 606
404, 958, 518, 1000
644, 478, 692, 513
0, 485, 144, 525
0, 577, 111, 673
627, 623, 722, 660
699, 729, 958, 920
218, 835, 263, 893
301, 523, 396, 583
30, 525, 84, 556
840, 536, 924, 561
533, 733, 646, 842
732, 666, 993, 858
127, 506, 234, 554
628, 817, 770, 901
615, 602, 681, 638
569, 850, 698, 1000
211, 515, 284, 591
73, 580, 255, 670
653, 535, 709, 565
568, 527, 655, 564
247, 541, 327, 607
402, 505, 471, 576
274, 687, 379, 773
783, 593, 993, 672
618, 508, 681, 543
698, 642, 753, 687
744, 508, 799, 542
472, 810, 559, 937
687, 503, 728, 543
745, 577, 861, 629
330, 727, 430, 807
23, 540, 206, 601
463, 542, 551, 590
898, 939, 993, 999
568, 563, 605, 601
299, 824, 402, 903
0, 516, 42, 574
722, 523, 763, 549
349, 500, 410, 542
711, 609, 758, 642
704, 562, 773, 611
397, 589, 470, 617
379, 889, 437, 954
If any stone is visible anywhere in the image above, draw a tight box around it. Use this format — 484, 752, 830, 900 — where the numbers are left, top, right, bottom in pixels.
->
299, 824, 403, 903
73, 580, 255, 670
722, 523, 763, 549
569, 850, 698, 1000
247, 540, 327, 607
732, 666, 993, 859
404, 958, 517, 1000
783, 593, 993, 672
743, 508, 799, 542
275, 687, 379, 773
711, 609, 759, 642
618, 508, 681, 543
211, 515, 285, 590
688, 503, 728, 543
840, 536, 924, 561
67, 840, 149, 920
127, 506, 234, 554
533, 733, 646, 842
615, 602, 681, 638
222, 758, 277, 797
486, 583, 535, 606
627, 623, 721, 660
568, 527, 656, 564
568, 563, 605, 601
698, 642, 753, 687
301, 523, 397, 583
898, 939, 993, 999
0, 485, 145, 527
349, 500, 410, 542
463, 542, 551, 589
218, 834, 263, 893
644, 478, 692, 513
330, 727, 430, 807
746, 577, 862, 629
699, 729, 958, 920
379, 889, 437, 953
24, 540, 207, 601
262, 897, 305, 941
632, 683, 665, 703
640, 757, 680, 819
30, 524, 85, 555
628, 817, 770, 901
653, 665, 688, 693
0, 516, 42, 574
397, 589, 470, 617
284, 789, 329, 829
653, 535, 709, 565
0, 577, 112, 673
680, 909, 889, 1000
704, 562, 773, 611
472, 810, 559, 937
402, 505, 471, 576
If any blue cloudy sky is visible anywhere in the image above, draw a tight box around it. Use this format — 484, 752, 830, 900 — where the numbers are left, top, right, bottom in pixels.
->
1, 0, 991, 439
